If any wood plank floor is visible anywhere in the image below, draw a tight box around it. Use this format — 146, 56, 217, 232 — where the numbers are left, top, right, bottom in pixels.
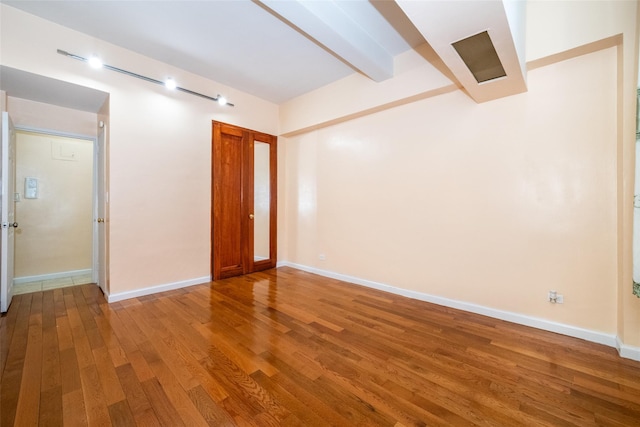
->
2, 266, 640, 426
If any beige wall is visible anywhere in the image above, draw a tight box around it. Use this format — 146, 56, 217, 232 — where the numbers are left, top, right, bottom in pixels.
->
2, 1, 639, 353
0, 4, 278, 295
280, 1, 640, 352
525, 0, 640, 351
283, 47, 618, 334
14, 131, 93, 277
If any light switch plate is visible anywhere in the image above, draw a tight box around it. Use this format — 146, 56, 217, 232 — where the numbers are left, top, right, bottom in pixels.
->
25, 177, 38, 199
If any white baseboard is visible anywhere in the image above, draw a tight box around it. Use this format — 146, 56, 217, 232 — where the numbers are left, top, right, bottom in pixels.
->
14, 268, 92, 284
107, 276, 211, 303
617, 337, 640, 361
278, 261, 638, 360
100, 262, 640, 362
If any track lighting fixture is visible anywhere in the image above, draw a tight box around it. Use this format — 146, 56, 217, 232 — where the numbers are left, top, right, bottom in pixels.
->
57, 49, 234, 106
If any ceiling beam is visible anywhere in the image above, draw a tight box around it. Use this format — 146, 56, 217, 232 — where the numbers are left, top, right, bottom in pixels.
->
257, 0, 394, 82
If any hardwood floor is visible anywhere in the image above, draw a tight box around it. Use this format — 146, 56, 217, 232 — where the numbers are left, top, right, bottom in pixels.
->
1, 267, 640, 426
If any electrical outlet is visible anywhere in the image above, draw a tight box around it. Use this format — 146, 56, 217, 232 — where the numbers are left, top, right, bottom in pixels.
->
548, 290, 564, 304
319, 254, 326, 261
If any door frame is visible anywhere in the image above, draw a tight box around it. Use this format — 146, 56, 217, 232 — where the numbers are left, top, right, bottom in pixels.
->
211, 121, 277, 280
12, 125, 105, 291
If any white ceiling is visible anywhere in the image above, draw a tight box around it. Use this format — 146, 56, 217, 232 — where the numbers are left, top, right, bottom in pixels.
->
0, 0, 526, 112
1, 0, 426, 104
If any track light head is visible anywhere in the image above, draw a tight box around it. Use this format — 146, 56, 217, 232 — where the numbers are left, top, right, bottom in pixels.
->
165, 78, 177, 90
88, 56, 103, 69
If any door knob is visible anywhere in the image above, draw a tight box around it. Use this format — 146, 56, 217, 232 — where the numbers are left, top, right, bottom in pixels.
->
10, 222, 18, 228
248, 214, 255, 220
97, 218, 104, 223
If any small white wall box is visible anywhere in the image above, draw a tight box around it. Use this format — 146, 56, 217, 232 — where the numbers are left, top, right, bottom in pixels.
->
24, 177, 38, 199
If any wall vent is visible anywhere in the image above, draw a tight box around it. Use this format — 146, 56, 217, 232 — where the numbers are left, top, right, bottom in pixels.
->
452, 31, 506, 83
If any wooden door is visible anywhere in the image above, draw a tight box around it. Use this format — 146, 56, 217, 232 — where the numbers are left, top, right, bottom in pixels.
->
212, 122, 277, 280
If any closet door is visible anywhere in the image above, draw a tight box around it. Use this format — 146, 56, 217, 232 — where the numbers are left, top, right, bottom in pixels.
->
211, 122, 276, 280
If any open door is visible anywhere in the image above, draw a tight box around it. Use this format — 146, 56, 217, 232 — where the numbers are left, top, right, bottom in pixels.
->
1, 111, 17, 313
92, 122, 108, 294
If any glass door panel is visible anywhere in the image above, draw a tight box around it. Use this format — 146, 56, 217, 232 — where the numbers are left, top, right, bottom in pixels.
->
254, 141, 270, 261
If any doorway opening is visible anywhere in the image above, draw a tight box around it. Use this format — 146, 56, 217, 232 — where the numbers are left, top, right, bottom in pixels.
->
12, 129, 96, 294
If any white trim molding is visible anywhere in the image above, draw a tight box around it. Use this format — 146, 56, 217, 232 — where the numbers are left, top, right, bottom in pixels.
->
14, 268, 92, 284
107, 276, 210, 303
617, 337, 640, 361
279, 261, 637, 361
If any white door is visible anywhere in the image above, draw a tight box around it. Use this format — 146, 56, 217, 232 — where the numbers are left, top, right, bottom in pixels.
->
94, 123, 107, 294
1, 112, 17, 313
